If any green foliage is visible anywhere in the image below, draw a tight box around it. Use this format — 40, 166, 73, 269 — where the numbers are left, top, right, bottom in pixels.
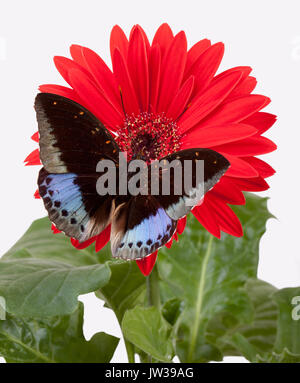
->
157, 194, 272, 362
0, 252, 110, 317
0, 193, 299, 363
0, 303, 119, 363
122, 306, 173, 362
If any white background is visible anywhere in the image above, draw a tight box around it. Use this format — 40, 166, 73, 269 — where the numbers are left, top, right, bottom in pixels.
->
0, 0, 299, 363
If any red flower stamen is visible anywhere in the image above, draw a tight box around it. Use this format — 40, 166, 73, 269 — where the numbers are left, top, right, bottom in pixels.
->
116, 112, 181, 163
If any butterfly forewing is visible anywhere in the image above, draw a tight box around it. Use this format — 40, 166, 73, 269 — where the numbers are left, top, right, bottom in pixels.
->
36, 93, 122, 241
35, 93, 120, 173
154, 148, 230, 220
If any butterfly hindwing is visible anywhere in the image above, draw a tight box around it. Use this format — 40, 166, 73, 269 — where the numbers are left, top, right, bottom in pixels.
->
154, 148, 230, 220
110, 196, 177, 260
38, 168, 115, 242
35, 93, 120, 173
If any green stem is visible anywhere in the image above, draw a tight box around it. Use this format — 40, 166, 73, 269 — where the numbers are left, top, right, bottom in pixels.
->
146, 264, 161, 308
124, 339, 135, 363
98, 288, 136, 363
187, 234, 214, 362
145, 264, 160, 362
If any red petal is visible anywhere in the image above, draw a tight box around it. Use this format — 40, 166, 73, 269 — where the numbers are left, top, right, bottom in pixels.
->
112, 48, 140, 115
221, 153, 259, 178
69, 44, 86, 67
95, 225, 111, 252
51, 224, 61, 234
149, 44, 161, 112
136, 251, 158, 276
152, 23, 174, 61
212, 136, 277, 157
242, 112, 277, 135
209, 66, 253, 101
75, 45, 123, 113
180, 123, 257, 149
110, 25, 129, 60
212, 66, 252, 83
200, 94, 270, 129
156, 31, 187, 112
134, 25, 150, 55
234, 176, 270, 191
68, 68, 123, 129
34, 189, 40, 199
54, 56, 95, 88
166, 76, 194, 120
243, 157, 275, 178
207, 196, 243, 237
226, 76, 257, 101
127, 26, 149, 111
210, 177, 245, 205
24, 149, 41, 166
165, 238, 173, 249
71, 236, 96, 249
184, 39, 211, 76
31, 132, 39, 142
39, 84, 80, 103
185, 42, 224, 96
192, 201, 221, 238
178, 71, 242, 133
177, 217, 187, 234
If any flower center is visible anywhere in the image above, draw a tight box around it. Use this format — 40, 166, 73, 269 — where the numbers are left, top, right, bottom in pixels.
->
116, 112, 181, 163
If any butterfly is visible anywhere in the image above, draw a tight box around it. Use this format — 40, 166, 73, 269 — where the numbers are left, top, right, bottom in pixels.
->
35, 93, 230, 260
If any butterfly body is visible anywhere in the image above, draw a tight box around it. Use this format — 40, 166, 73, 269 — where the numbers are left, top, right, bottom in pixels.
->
35, 93, 230, 260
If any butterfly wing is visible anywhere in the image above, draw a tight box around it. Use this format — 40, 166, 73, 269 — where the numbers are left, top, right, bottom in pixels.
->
110, 196, 177, 260
109, 148, 229, 260
36, 93, 121, 241
154, 148, 230, 220
35, 93, 120, 173
38, 168, 115, 241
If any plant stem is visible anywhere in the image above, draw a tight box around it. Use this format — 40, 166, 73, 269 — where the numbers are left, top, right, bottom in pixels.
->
124, 339, 135, 363
145, 264, 160, 362
187, 234, 214, 362
146, 264, 160, 308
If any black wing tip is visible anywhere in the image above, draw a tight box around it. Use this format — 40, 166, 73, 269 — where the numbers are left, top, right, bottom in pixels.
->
35, 92, 64, 107
215, 151, 230, 171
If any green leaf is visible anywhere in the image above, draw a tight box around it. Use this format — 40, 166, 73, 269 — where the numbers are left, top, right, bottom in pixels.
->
208, 282, 300, 363
3, 217, 110, 266
207, 279, 278, 359
158, 193, 272, 362
272, 287, 300, 361
0, 218, 112, 317
0, 256, 111, 317
234, 285, 300, 363
122, 306, 173, 362
162, 297, 183, 326
0, 303, 119, 363
96, 260, 147, 362
96, 260, 146, 322
257, 348, 300, 363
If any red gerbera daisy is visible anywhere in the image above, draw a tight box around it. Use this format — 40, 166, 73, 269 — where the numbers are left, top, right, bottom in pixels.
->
25, 23, 276, 276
